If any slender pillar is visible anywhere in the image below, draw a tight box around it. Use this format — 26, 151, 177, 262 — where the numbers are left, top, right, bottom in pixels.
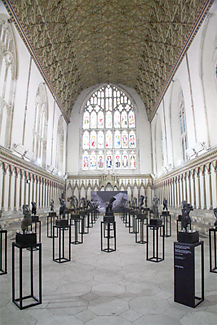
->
19, 169, 23, 210
1, 164, 7, 212
208, 163, 213, 210
188, 171, 192, 205
202, 166, 207, 210
8, 166, 12, 210
197, 167, 201, 209
184, 172, 188, 202
13, 167, 18, 211
192, 169, 196, 209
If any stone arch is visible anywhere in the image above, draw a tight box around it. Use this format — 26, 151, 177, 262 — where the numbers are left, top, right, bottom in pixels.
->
0, 14, 17, 148
200, 10, 217, 147
33, 83, 48, 167
170, 80, 185, 167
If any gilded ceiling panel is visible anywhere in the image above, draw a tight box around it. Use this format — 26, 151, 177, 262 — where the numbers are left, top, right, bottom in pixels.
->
4, 0, 212, 120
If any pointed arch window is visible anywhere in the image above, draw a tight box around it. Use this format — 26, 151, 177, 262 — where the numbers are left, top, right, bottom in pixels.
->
81, 84, 137, 171
179, 92, 188, 161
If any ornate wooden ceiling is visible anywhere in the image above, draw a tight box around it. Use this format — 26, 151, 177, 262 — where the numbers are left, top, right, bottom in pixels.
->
4, 0, 213, 122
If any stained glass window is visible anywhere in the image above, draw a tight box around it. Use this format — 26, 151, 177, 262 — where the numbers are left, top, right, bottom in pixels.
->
83, 151, 89, 169
114, 131, 121, 148
106, 152, 112, 168
98, 153, 104, 169
128, 111, 135, 128
121, 111, 128, 128
83, 112, 89, 129
129, 131, 136, 148
83, 131, 89, 149
91, 111, 97, 128
98, 111, 104, 128
122, 131, 128, 148
106, 111, 112, 128
90, 151, 96, 169
81, 84, 137, 171
98, 131, 104, 148
114, 111, 120, 128
90, 131, 96, 148
106, 131, 112, 148
115, 152, 121, 169
129, 151, 136, 169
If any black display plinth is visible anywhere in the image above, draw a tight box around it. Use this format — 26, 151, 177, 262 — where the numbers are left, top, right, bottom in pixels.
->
101, 220, 116, 253
160, 213, 171, 237
70, 215, 83, 244
12, 242, 42, 309
174, 241, 204, 308
135, 214, 148, 244
56, 219, 68, 227
16, 233, 37, 246
129, 211, 136, 234
80, 211, 89, 234
146, 224, 164, 262
150, 218, 162, 226
209, 227, 217, 273
104, 215, 115, 223
30, 217, 41, 243
0, 229, 7, 275
47, 213, 58, 238
177, 231, 199, 244
53, 225, 71, 263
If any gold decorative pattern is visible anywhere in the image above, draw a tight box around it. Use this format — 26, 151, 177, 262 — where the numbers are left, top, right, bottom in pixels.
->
4, 0, 212, 121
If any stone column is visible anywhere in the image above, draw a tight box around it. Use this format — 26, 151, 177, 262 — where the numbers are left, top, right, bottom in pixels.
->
192, 169, 196, 209
196, 167, 201, 209
8, 165, 12, 210
184, 172, 188, 202
13, 167, 18, 211
202, 165, 206, 209
1, 163, 7, 212
181, 174, 184, 203
188, 171, 192, 205
208, 163, 213, 210
19, 169, 23, 210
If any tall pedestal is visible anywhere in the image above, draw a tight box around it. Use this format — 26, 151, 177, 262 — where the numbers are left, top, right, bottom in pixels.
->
101, 219, 116, 253
146, 224, 164, 262
47, 212, 58, 238
53, 225, 71, 263
12, 242, 42, 309
209, 227, 217, 273
70, 215, 83, 244
135, 215, 148, 244
0, 229, 7, 275
174, 241, 204, 308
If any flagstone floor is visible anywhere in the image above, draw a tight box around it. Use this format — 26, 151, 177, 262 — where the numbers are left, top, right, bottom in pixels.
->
0, 215, 216, 325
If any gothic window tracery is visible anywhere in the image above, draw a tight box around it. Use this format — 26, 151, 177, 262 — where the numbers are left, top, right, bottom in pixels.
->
0, 14, 17, 148
81, 84, 137, 171
179, 91, 188, 161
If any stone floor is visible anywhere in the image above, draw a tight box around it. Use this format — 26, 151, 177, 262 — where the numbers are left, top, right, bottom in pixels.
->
0, 215, 217, 325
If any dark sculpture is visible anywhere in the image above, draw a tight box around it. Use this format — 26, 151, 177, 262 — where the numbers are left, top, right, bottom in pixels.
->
181, 201, 193, 231
21, 204, 32, 233
59, 198, 66, 218
50, 199, 54, 211
70, 195, 78, 210
213, 208, 217, 227
31, 201, 37, 215
139, 195, 144, 211
152, 196, 159, 218
80, 197, 87, 209
163, 198, 168, 211
106, 197, 116, 214
145, 196, 147, 208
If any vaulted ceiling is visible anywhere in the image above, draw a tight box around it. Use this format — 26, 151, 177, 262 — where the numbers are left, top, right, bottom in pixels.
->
4, 0, 213, 122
